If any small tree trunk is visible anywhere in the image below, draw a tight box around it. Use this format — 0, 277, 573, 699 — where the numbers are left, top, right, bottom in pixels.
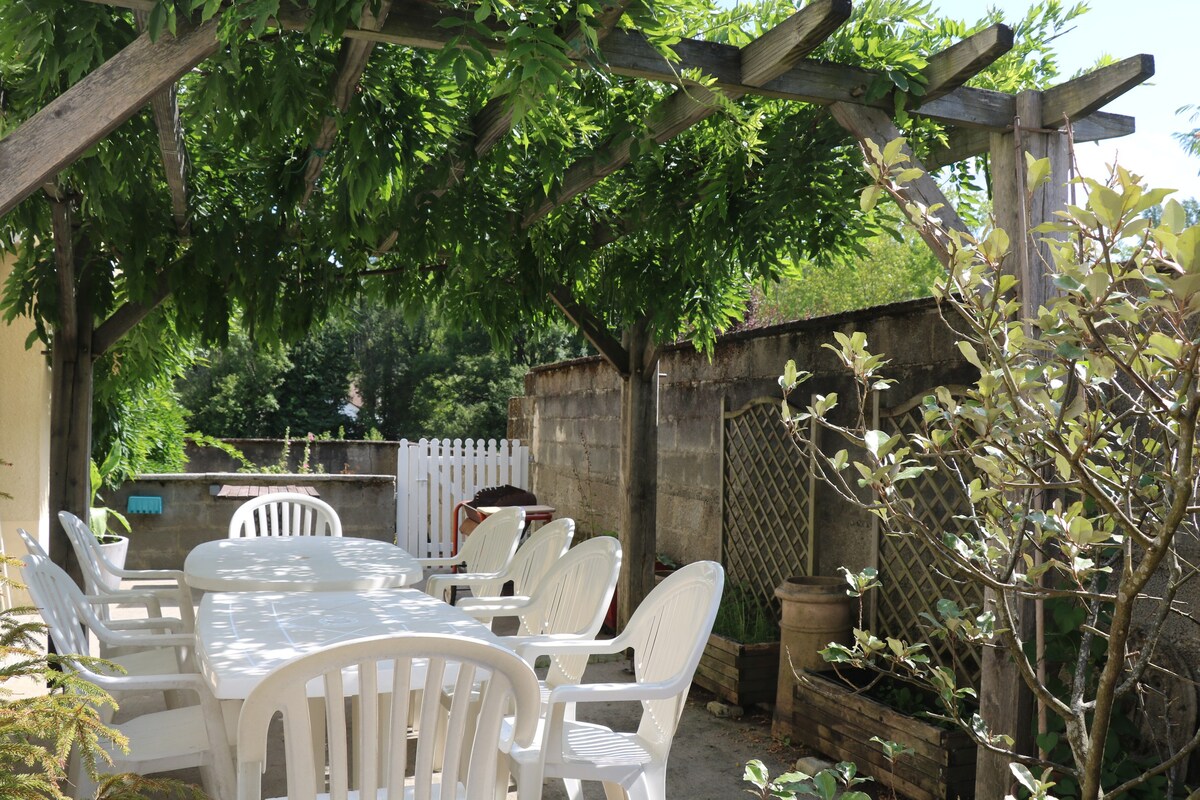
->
48, 342, 94, 576
617, 319, 658, 629
46, 196, 93, 578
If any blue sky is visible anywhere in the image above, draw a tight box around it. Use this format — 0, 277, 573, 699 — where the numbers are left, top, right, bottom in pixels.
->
946, 1, 1198, 201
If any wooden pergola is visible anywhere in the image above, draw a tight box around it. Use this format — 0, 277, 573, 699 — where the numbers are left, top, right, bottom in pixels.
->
0, 2, 1153, 794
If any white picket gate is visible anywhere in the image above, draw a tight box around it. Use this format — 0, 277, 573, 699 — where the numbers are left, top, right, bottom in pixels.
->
396, 438, 530, 559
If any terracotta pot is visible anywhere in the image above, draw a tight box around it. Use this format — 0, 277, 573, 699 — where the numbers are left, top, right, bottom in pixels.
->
773, 576, 855, 737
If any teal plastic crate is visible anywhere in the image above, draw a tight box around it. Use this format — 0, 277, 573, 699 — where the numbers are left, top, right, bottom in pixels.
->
126, 495, 163, 515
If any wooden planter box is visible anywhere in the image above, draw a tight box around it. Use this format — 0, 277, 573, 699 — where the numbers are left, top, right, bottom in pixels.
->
789, 671, 976, 800
693, 633, 779, 706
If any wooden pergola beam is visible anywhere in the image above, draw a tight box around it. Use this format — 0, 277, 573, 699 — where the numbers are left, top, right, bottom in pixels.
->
419, 0, 635, 203
146, 83, 191, 236
26, 0, 1137, 234
740, 0, 851, 86
521, 0, 851, 228
548, 284, 630, 375
0, 18, 220, 218
919, 23, 1013, 103
74, 0, 1137, 140
299, 2, 393, 208
134, 10, 190, 238
830, 103, 968, 255
1041, 54, 1154, 127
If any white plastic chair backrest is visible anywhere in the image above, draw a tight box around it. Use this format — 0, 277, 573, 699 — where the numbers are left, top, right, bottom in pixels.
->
519, 535, 620, 689
482, 516, 574, 599
625, 560, 724, 754
20, 554, 96, 666
457, 506, 524, 575
227, 492, 342, 538
17, 527, 48, 559
59, 510, 121, 593
235, 632, 542, 800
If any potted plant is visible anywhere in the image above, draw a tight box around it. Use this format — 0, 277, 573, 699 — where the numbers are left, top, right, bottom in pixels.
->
89, 445, 131, 575
693, 584, 780, 707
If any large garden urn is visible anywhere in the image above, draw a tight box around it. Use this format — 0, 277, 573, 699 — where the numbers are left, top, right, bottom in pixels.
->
773, 576, 855, 737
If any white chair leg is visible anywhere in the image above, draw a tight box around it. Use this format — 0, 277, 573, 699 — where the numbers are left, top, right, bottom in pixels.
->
602, 781, 627, 800
68, 749, 98, 800
564, 777, 585, 800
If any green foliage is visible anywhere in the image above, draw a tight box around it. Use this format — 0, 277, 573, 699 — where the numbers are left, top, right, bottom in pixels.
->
711, 584, 779, 644
749, 233, 941, 324
88, 446, 130, 542
179, 302, 589, 442
1173, 104, 1200, 165
785, 141, 1200, 799
743, 758, 871, 800
179, 319, 353, 439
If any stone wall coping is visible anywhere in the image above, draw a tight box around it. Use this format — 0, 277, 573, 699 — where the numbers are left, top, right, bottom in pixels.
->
526, 296, 941, 376
136, 472, 396, 484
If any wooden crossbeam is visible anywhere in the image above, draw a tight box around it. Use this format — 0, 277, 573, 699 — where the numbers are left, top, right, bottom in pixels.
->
522, 0, 851, 228
919, 23, 1013, 103
75, 0, 1136, 141
1041, 54, 1154, 128
299, 2, 393, 208
548, 284, 630, 374
740, 0, 851, 87
146, 83, 190, 236
0, 18, 220, 219
925, 128, 991, 171
134, 10, 190, 237
829, 103, 968, 257
433, 0, 635, 191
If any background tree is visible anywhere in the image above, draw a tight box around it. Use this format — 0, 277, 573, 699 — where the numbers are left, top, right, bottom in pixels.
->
747, 231, 941, 325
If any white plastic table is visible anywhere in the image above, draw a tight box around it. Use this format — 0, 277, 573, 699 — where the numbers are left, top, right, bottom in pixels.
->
196, 589, 505, 700
183, 537, 422, 592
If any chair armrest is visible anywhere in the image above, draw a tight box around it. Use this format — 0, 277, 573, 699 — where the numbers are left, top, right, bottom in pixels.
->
546, 678, 685, 706
109, 566, 187, 582
515, 634, 630, 662
105, 617, 185, 633
86, 590, 166, 607
96, 629, 195, 649
80, 667, 209, 694
455, 596, 533, 619
417, 556, 464, 570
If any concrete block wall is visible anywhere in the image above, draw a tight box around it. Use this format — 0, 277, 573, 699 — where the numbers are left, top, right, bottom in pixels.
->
184, 439, 401, 476
109, 473, 396, 570
510, 297, 976, 573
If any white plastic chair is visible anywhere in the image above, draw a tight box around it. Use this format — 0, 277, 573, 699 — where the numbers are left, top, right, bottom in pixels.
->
458, 536, 620, 687
426, 517, 575, 610
20, 554, 197, 702
21, 554, 234, 800
17, 526, 48, 559
228, 492, 343, 538
507, 561, 725, 800
236, 632, 544, 800
59, 511, 195, 632
420, 506, 525, 601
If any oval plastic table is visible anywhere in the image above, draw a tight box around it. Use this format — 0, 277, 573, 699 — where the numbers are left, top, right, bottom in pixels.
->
196, 588, 504, 699
183, 537, 423, 593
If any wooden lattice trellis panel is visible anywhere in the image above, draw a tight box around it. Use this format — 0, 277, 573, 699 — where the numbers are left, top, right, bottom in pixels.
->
872, 392, 984, 686
720, 397, 815, 608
